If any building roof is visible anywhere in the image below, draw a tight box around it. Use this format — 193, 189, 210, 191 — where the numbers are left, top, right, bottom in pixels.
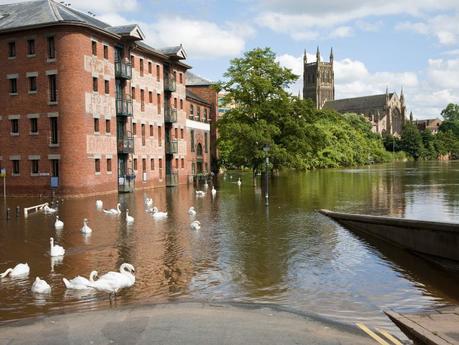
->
0, 0, 191, 68
186, 89, 210, 106
324, 93, 394, 114
186, 72, 214, 86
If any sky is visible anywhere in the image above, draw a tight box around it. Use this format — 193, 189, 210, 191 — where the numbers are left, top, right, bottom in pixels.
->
4, 0, 459, 119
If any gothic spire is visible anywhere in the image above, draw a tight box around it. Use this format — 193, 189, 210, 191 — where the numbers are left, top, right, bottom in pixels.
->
329, 47, 334, 63
400, 86, 405, 104
303, 49, 307, 64
316, 46, 320, 62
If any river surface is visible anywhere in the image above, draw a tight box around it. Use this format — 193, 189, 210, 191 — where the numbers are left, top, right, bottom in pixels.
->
1, 161, 459, 333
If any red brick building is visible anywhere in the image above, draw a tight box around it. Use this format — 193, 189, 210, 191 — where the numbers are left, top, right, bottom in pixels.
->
0, 0, 211, 196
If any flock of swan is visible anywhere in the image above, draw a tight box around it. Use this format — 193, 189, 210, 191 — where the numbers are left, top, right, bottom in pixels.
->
1, 180, 228, 299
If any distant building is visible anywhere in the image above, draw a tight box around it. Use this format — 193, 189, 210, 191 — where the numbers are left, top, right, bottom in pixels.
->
413, 118, 442, 134
303, 47, 407, 136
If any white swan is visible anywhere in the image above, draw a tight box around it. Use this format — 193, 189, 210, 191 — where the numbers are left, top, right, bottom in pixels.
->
81, 218, 92, 234
188, 206, 196, 216
152, 207, 168, 219
204, 181, 209, 189
126, 209, 134, 224
31, 277, 51, 293
63, 271, 98, 290
237, 178, 242, 186
88, 263, 135, 297
54, 216, 64, 229
96, 200, 103, 209
50, 237, 65, 257
103, 203, 121, 215
211, 186, 217, 196
1, 263, 30, 278
43, 203, 57, 214
196, 190, 206, 197
190, 220, 201, 230
145, 197, 153, 207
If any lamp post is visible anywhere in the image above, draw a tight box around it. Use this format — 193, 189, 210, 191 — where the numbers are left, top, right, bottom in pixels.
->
263, 144, 270, 206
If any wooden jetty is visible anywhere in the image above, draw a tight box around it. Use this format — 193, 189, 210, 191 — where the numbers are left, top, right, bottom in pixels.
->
319, 209, 459, 270
385, 308, 459, 345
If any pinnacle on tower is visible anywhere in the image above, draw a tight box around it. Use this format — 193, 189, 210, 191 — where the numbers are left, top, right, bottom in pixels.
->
303, 49, 307, 63
329, 47, 334, 63
316, 46, 320, 62
400, 86, 405, 104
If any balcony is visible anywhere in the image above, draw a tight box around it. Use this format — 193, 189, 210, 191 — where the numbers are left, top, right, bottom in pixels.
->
164, 106, 177, 123
116, 96, 133, 117
117, 133, 134, 154
166, 172, 178, 187
118, 172, 135, 193
115, 60, 132, 80
165, 140, 178, 154
164, 76, 176, 92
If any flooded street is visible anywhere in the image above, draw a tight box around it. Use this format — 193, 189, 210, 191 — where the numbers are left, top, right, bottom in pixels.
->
1, 161, 459, 333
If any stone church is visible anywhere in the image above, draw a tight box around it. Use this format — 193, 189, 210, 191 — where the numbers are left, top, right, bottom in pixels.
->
303, 48, 407, 136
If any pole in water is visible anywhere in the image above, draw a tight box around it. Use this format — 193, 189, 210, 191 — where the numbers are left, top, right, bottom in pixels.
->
16, 206, 20, 217
6, 208, 10, 220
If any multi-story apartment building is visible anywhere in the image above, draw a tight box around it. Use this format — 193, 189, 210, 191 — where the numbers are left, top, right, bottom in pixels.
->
0, 0, 211, 196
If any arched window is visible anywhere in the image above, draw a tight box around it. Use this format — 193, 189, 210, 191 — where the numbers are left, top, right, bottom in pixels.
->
197, 143, 203, 156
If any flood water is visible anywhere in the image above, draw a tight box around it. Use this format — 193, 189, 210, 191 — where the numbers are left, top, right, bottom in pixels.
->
1, 161, 459, 333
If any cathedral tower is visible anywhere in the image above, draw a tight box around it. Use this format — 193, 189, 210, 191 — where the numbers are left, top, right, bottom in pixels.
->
303, 47, 335, 109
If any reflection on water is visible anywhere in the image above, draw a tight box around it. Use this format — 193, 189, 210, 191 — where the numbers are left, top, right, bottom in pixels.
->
1, 161, 459, 333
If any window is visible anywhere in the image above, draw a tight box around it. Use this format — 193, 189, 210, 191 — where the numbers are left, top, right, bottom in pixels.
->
133, 123, 137, 135
31, 160, 39, 174
204, 108, 208, 121
197, 107, 201, 121
104, 80, 109, 94
9, 78, 17, 94
156, 65, 160, 81
150, 158, 154, 170
94, 118, 99, 133
190, 130, 195, 152
140, 59, 144, 76
179, 73, 183, 84
148, 61, 152, 73
103, 45, 108, 59
11, 119, 19, 134
29, 76, 37, 92
51, 159, 59, 177
48, 74, 57, 102
180, 128, 184, 139
149, 91, 153, 103
12, 160, 20, 175
181, 158, 184, 169
180, 99, 183, 110
158, 126, 162, 146
173, 71, 177, 81
157, 93, 161, 114
150, 125, 153, 136
141, 124, 145, 146
47, 36, 55, 59
107, 158, 112, 172
27, 39, 35, 55
190, 104, 194, 119
92, 77, 98, 92
130, 55, 135, 67
159, 158, 163, 178
142, 158, 146, 172
131, 87, 135, 100
205, 132, 208, 153
174, 127, 178, 139
30, 118, 38, 134
50, 117, 58, 144
8, 41, 16, 58
105, 119, 110, 133
91, 41, 97, 55
140, 89, 145, 111
174, 97, 177, 108
133, 158, 138, 171
95, 159, 100, 173
175, 158, 178, 169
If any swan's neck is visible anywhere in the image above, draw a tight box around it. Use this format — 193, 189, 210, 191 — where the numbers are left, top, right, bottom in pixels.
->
0, 268, 12, 278
89, 271, 97, 282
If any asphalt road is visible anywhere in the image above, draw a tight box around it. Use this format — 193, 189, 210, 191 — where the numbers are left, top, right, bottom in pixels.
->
0, 302, 372, 345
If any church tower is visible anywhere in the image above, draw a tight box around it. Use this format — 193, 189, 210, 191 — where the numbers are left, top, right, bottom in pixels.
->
303, 47, 335, 109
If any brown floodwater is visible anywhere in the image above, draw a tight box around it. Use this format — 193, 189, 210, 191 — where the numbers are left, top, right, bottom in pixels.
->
1, 161, 459, 334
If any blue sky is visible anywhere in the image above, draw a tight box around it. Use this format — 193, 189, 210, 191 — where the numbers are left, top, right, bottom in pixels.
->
4, 0, 459, 119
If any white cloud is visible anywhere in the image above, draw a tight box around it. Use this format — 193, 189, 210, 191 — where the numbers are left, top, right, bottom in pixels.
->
99, 14, 254, 59
355, 20, 383, 32
329, 26, 353, 38
291, 31, 320, 41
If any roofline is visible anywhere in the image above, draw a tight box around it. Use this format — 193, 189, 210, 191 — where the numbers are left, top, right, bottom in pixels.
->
186, 93, 211, 106
186, 83, 214, 87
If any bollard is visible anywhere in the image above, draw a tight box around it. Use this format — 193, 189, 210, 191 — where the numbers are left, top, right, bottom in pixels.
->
6, 208, 10, 220
16, 206, 20, 217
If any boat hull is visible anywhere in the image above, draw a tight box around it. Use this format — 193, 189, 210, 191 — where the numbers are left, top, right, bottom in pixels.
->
319, 209, 459, 270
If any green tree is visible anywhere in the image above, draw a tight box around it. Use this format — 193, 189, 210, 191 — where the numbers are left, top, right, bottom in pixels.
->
400, 123, 423, 159
441, 103, 459, 121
